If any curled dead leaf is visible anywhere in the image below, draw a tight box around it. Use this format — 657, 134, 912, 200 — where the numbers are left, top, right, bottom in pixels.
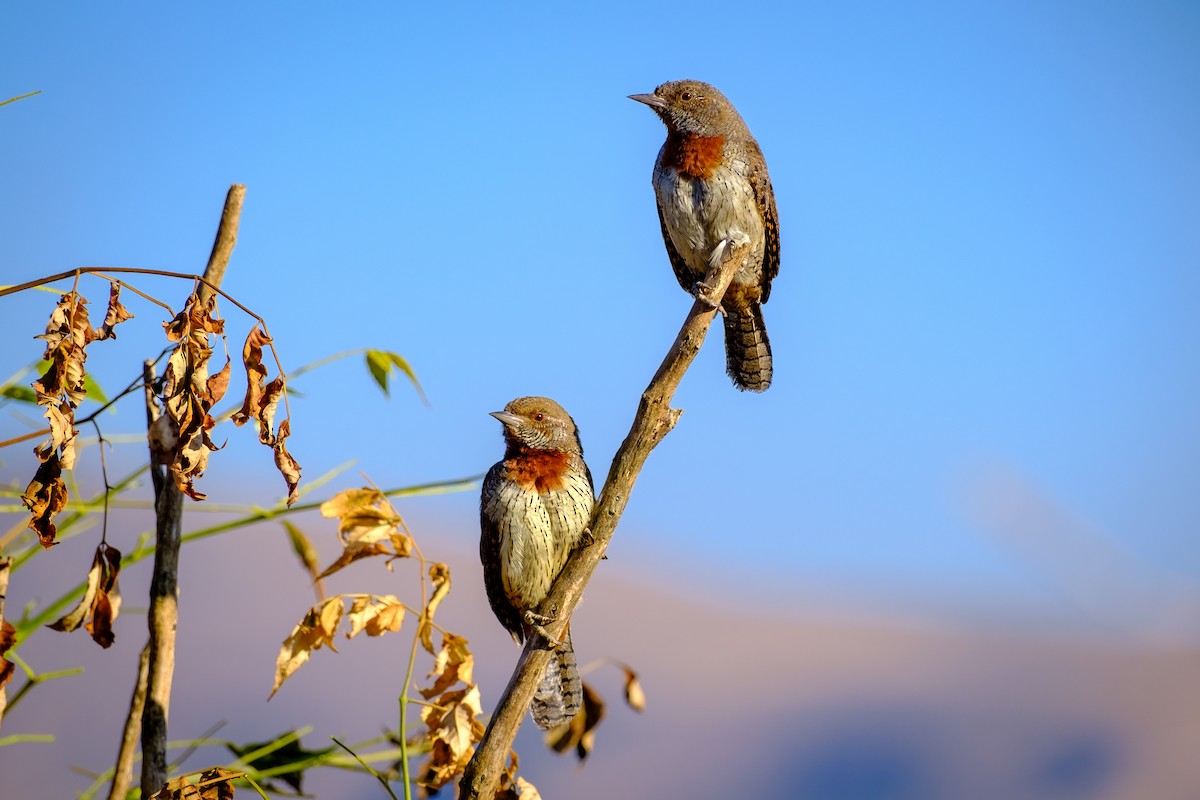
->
419, 562, 451, 654
230, 325, 270, 430
25, 291, 105, 523
229, 325, 303, 505
158, 293, 227, 501
418, 632, 474, 700
417, 685, 485, 791
273, 418, 301, 507
622, 666, 646, 712
47, 543, 122, 648
95, 282, 135, 340
545, 681, 605, 761
270, 595, 344, 698
21, 453, 68, 548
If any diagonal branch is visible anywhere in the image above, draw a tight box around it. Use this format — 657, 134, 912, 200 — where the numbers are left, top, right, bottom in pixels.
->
458, 240, 751, 800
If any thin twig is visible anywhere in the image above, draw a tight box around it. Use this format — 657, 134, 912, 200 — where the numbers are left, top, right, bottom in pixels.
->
458, 241, 751, 800
333, 736, 401, 800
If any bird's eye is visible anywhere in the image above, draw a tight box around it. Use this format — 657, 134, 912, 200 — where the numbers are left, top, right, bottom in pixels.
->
680, 92, 691, 101
534, 413, 544, 421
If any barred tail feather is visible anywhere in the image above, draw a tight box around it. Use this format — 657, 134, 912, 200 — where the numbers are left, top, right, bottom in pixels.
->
724, 300, 773, 392
530, 630, 582, 730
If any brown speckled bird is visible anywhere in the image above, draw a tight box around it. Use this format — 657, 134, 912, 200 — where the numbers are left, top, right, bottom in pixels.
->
480, 396, 594, 730
630, 79, 780, 392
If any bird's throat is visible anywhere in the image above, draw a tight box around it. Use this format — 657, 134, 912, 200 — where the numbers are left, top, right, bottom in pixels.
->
505, 447, 571, 492
664, 131, 726, 180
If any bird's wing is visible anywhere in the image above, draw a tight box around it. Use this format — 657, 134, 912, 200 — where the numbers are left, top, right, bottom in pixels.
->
745, 139, 780, 303
480, 464, 525, 644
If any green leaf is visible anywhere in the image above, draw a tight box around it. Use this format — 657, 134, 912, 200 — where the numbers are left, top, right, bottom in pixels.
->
365, 350, 391, 395
282, 521, 320, 580
82, 373, 108, 405
364, 349, 428, 405
1, 385, 37, 404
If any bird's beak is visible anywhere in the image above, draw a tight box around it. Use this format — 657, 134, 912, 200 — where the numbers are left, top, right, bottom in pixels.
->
628, 92, 666, 110
489, 411, 523, 429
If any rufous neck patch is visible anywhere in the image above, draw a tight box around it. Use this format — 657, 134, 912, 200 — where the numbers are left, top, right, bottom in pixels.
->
664, 132, 726, 180
506, 447, 571, 493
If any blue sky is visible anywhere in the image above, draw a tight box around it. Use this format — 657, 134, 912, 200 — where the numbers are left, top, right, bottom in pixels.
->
3, 2, 1199, 630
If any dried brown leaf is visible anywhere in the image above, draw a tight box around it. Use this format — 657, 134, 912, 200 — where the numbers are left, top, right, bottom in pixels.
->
315, 541, 391, 580
47, 544, 122, 648
418, 685, 485, 791
273, 418, 301, 507
206, 358, 232, 407
622, 666, 646, 712
95, 282, 135, 340
419, 563, 451, 654
270, 596, 344, 698
345, 594, 406, 639
545, 681, 605, 761
316, 488, 410, 578
27, 291, 103, 484
150, 767, 241, 800
21, 453, 68, 548
419, 632, 474, 699
230, 325, 270, 429
159, 293, 227, 501
255, 376, 284, 446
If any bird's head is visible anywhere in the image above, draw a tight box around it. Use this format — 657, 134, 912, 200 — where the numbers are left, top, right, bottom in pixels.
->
629, 79, 740, 137
490, 396, 582, 455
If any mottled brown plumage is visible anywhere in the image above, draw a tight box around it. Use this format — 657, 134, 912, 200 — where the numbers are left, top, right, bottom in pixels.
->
480, 396, 594, 730
630, 79, 780, 392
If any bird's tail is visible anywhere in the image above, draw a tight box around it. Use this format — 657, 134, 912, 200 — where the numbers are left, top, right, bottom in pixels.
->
531, 627, 582, 730
723, 297, 773, 392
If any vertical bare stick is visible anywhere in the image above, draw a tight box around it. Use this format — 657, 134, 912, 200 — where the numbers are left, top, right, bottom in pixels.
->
459, 242, 750, 800
139, 184, 245, 797
108, 642, 150, 800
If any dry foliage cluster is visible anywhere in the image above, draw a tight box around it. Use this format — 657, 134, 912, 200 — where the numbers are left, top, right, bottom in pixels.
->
0, 268, 301, 740
16, 276, 300, 552
270, 487, 514, 794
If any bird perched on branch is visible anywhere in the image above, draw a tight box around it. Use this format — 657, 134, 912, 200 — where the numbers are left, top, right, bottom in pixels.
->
480, 396, 594, 730
630, 79, 780, 392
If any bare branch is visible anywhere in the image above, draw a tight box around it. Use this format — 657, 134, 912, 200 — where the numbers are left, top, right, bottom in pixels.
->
459, 241, 751, 799
107, 642, 150, 800
140, 184, 245, 797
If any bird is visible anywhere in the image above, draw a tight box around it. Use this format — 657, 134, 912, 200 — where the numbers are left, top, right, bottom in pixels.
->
629, 79, 780, 392
480, 396, 594, 730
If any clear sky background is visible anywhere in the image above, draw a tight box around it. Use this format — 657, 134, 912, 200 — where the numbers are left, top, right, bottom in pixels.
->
4, 1, 1199, 623
3, 3, 1200, 795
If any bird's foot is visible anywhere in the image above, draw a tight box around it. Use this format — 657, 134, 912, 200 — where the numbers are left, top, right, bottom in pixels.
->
691, 281, 723, 309
524, 609, 563, 648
